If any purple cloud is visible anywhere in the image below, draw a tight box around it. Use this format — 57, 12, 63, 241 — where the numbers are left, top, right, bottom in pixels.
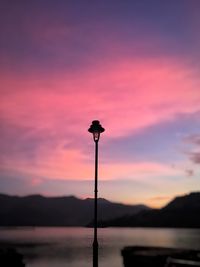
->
189, 152, 200, 164
184, 134, 200, 164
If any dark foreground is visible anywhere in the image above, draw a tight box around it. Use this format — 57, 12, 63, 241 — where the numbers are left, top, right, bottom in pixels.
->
1, 244, 200, 267
122, 246, 200, 267
0, 247, 25, 267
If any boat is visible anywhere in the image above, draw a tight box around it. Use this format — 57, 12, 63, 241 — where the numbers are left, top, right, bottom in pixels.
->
121, 246, 200, 267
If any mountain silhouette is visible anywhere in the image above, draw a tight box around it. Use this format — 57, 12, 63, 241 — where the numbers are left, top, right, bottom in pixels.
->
100, 192, 200, 228
0, 194, 149, 226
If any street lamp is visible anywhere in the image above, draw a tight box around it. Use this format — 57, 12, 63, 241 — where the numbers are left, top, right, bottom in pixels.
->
88, 120, 105, 267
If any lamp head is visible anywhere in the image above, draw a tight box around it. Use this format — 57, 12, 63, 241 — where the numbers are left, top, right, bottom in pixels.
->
88, 120, 105, 142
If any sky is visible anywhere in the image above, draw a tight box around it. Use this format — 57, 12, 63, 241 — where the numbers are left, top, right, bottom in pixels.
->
0, 0, 200, 208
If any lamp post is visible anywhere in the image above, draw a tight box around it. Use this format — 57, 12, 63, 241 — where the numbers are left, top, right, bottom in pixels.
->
88, 120, 105, 267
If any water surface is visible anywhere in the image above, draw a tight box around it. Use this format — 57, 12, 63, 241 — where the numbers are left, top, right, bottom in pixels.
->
0, 227, 200, 267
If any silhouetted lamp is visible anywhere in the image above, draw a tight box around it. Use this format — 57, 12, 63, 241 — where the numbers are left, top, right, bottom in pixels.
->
88, 120, 105, 267
88, 120, 105, 142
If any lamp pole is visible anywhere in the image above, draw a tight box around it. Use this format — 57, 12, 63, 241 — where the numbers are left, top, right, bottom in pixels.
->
88, 120, 105, 267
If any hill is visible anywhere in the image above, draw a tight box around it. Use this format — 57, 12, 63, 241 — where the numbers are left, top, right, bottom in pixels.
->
101, 192, 200, 228
0, 194, 149, 226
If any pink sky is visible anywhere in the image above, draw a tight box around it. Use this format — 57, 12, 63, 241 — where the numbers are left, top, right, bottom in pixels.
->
0, 1, 200, 207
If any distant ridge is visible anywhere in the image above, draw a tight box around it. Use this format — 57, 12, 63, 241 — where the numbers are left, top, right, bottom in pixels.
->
0, 193, 149, 227
163, 192, 200, 211
100, 192, 200, 228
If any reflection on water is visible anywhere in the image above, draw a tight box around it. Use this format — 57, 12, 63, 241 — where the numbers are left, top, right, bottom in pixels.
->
0, 227, 200, 267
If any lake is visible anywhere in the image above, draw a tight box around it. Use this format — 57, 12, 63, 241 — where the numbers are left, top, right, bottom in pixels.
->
0, 227, 200, 267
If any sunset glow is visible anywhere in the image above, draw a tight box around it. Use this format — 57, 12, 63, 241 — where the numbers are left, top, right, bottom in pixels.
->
1, 1, 200, 207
